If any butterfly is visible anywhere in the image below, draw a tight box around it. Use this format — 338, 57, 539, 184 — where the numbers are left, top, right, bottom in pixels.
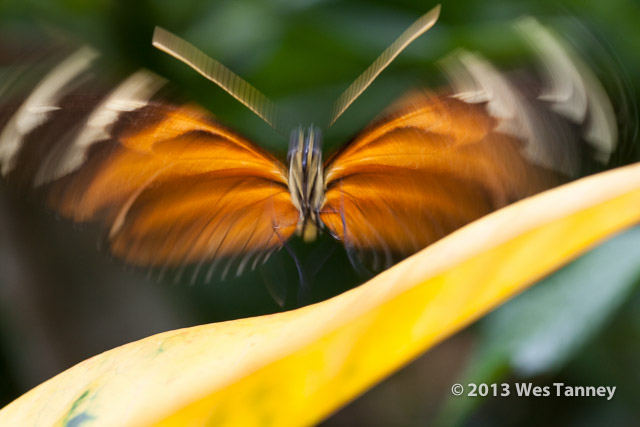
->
0, 7, 617, 284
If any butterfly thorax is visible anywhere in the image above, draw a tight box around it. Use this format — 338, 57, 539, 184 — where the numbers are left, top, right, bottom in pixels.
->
287, 126, 325, 242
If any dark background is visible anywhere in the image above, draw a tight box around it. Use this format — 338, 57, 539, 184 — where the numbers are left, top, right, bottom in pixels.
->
1, 0, 639, 425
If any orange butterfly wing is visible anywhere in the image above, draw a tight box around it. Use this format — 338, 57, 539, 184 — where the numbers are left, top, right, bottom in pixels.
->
43, 103, 299, 277
320, 91, 560, 267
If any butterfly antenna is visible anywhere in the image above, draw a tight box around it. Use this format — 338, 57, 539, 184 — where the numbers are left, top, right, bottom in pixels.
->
152, 27, 283, 133
328, 5, 441, 127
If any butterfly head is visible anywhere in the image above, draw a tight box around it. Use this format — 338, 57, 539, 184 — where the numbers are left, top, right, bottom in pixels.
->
287, 125, 325, 242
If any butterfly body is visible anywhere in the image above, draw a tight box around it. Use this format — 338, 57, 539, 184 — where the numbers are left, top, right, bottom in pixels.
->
287, 125, 324, 243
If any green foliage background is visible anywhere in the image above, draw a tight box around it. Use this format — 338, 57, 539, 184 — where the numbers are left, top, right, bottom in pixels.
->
0, 0, 639, 425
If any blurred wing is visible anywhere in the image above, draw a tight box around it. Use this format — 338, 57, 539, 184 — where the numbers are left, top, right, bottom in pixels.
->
321, 45, 616, 269
0, 50, 299, 280
321, 91, 559, 269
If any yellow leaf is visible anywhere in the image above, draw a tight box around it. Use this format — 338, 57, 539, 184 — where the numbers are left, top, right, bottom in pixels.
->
2, 163, 640, 426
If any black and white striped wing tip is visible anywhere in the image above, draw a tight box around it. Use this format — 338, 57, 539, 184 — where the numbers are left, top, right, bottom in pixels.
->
0, 47, 99, 177
0, 46, 167, 186
515, 17, 617, 164
440, 17, 617, 175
